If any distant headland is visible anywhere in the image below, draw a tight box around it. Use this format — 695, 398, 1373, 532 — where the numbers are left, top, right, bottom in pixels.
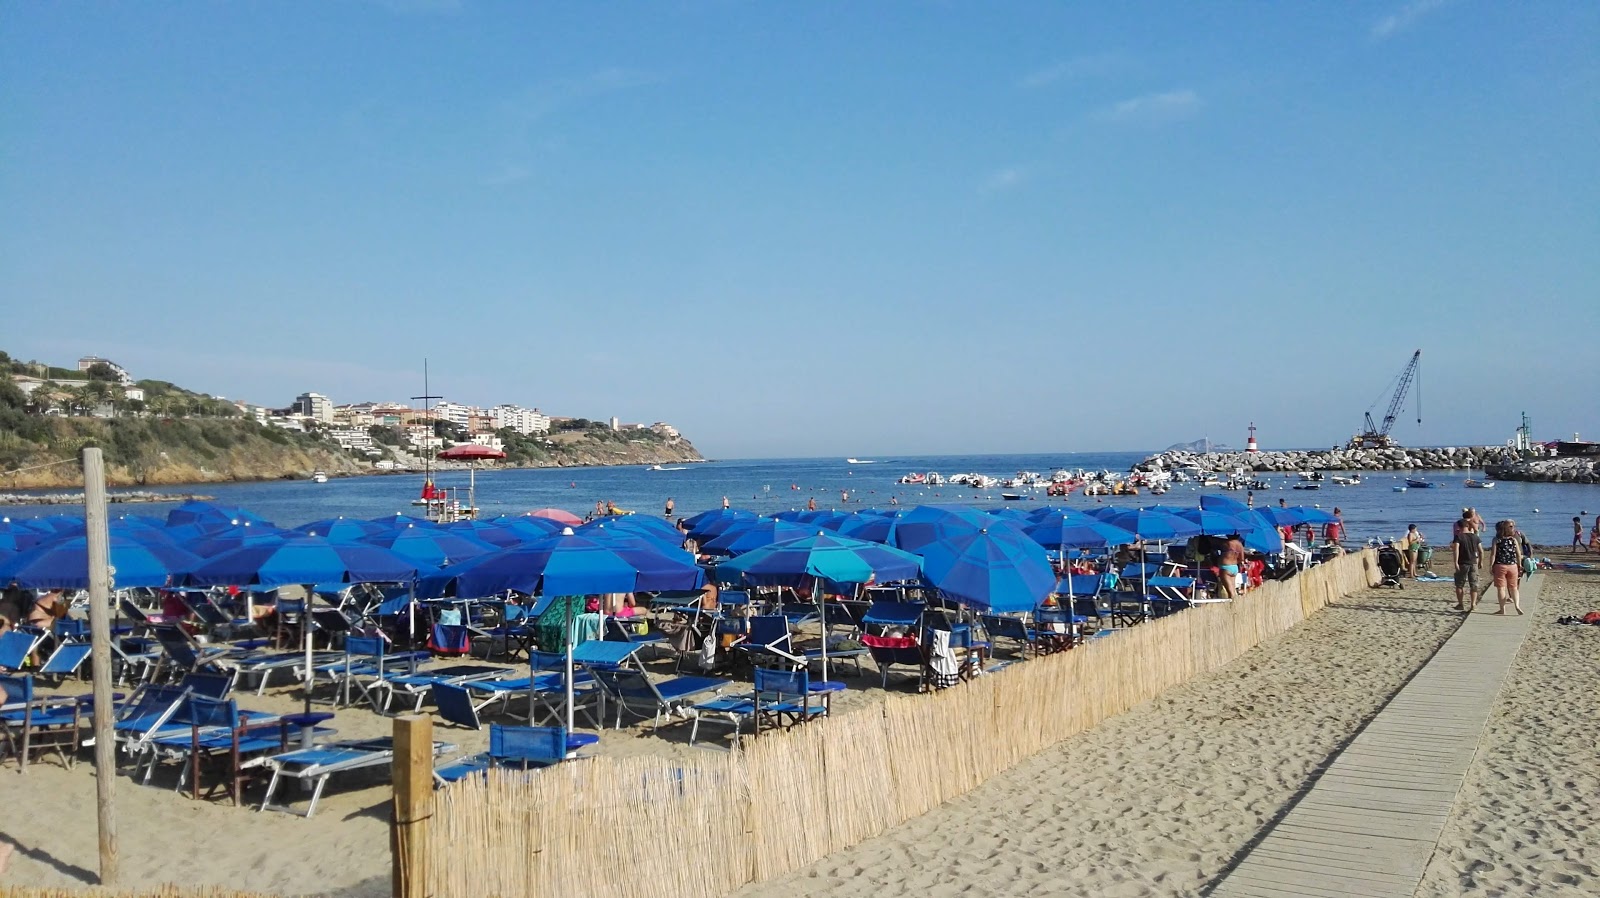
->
0, 349, 701, 489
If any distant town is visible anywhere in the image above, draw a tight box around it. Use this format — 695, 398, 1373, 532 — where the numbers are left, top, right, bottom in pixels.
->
5, 354, 684, 469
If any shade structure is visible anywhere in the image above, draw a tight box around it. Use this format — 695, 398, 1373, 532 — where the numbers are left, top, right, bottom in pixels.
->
439, 520, 528, 548
1199, 494, 1253, 516
437, 444, 507, 461
1239, 511, 1285, 553
1098, 508, 1202, 541
527, 508, 583, 527
183, 538, 421, 588
1286, 507, 1338, 525
917, 527, 1056, 613
685, 509, 759, 541
1023, 517, 1139, 551
1175, 509, 1260, 536
573, 520, 687, 554
0, 534, 202, 590
716, 532, 922, 587
182, 525, 297, 558
360, 527, 499, 567
890, 505, 1014, 552
837, 511, 906, 544
165, 500, 272, 531
575, 515, 686, 547
296, 517, 392, 541
417, 529, 694, 599
1252, 507, 1300, 527
702, 520, 816, 556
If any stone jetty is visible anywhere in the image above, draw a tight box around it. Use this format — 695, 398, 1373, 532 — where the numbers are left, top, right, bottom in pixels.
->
1484, 456, 1600, 484
0, 490, 214, 507
1133, 445, 1521, 475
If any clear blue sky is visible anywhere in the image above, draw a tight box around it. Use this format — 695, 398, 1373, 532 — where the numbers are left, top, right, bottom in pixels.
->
3, 1, 1596, 458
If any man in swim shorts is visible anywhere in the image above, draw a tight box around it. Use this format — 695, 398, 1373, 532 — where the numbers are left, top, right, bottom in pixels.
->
1451, 512, 1482, 611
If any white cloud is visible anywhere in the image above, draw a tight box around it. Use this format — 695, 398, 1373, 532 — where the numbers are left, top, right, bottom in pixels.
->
1371, 0, 1454, 40
1100, 89, 1202, 125
980, 167, 1028, 194
1018, 53, 1128, 89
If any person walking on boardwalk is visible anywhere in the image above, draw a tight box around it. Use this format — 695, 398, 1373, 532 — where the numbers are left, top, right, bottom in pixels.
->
1490, 519, 1525, 615
1451, 512, 1482, 612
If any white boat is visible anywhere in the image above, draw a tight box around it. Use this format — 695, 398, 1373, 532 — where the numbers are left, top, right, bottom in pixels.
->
846, 458, 876, 465
1331, 474, 1362, 486
1463, 464, 1494, 488
648, 464, 687, 471
311, 471, 328, 484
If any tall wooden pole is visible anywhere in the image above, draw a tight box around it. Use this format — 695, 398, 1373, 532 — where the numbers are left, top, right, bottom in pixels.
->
392, 714, 433, 898
82, 447, 119, 885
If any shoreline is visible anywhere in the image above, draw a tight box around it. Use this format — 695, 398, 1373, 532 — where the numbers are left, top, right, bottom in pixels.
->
0, 455, 712, 494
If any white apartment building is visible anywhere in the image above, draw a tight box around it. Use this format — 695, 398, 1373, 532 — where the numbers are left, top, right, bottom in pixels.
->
77, 356, 134, 385
294, 392, 335, 423
432, 401, 474, 429
328, 428, 378, 453
490, 404, 551, 435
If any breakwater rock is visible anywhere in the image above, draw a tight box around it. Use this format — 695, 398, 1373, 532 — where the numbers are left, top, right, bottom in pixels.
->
1484, 457, 1600, 484
0, 490, 215, 507
1134, 445, 1522, 474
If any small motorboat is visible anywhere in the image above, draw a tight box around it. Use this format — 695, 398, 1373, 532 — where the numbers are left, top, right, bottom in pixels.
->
1464, 479, 1495, 489
1000, 493, 1025, 501
1393, 485, 1408, 492
1405, 478, 1437, 489
1331, 474, 1363, 486
311, 471, 328, 484
846, 458, 876, 465
1292, 482, 1321, 491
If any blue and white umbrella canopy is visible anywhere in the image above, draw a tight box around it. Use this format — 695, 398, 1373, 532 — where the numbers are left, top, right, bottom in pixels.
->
418, 529, 701, 599
891, 505, 1019, 552
296, 517, 393, 541
165, 500, 272, 531
1097, 508, 1202, 542
1023, 516, 1140, 551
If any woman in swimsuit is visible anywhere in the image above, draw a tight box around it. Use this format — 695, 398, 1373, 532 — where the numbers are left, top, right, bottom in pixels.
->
1490, 519, 1524, 615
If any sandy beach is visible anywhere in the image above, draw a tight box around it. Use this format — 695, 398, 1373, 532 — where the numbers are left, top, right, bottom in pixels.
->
1, 566, 1595, 897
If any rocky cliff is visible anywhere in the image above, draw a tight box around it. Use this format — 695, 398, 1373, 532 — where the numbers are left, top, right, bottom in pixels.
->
1484, 456, 1600, 484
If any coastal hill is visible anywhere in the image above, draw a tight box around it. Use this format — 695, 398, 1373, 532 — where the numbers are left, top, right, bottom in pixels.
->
1163, 438, 1236, 453
0, 351, 701, 489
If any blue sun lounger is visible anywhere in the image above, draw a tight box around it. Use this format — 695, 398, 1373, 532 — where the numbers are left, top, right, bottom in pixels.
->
37, 642, 93, 685
432, 724, 597, 784
255, 736, 455, 817
588, 668, 725, 730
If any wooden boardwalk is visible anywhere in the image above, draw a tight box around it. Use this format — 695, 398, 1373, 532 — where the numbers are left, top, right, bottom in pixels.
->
1208, 575, 1541, 898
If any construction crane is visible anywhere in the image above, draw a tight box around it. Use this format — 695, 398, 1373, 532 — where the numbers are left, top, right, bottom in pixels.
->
1348, 350, 1421, 450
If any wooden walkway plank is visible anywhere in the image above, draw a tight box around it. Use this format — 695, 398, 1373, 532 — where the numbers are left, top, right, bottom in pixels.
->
1208, 575, 1540, 898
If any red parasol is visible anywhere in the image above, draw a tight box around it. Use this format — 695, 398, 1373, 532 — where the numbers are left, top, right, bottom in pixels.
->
437, 444, 507, 461
528, 507, 583, 526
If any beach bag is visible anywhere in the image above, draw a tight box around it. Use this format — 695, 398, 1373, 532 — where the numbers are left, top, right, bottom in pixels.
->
698, 633, 717, 671
1521, 556, 1536, 575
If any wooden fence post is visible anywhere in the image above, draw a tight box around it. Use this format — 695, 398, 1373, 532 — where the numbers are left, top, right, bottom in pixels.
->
392, 714, 433, 898
82, 447, 118, 885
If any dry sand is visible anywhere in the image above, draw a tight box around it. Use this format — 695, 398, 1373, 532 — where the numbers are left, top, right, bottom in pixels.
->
2, 568, 1595, 897
736, 579, 1468, 898
1417, 558, 1600, 896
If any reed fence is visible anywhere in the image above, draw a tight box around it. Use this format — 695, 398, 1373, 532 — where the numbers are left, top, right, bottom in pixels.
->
427, 549, 1376, 898
0, 883, 281, 889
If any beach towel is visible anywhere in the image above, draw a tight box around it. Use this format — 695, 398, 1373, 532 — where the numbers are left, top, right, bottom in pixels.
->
927, 629, 959, 689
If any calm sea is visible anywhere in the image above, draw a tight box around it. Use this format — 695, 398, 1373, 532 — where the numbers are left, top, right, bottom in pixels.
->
3, 452, 1595, 547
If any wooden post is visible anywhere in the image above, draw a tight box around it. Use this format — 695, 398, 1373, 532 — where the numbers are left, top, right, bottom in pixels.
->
82, 447, 118, 885
392, 714, 433, 898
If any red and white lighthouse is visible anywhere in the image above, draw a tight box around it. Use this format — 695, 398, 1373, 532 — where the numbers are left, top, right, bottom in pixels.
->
1246, 422, 1260, 453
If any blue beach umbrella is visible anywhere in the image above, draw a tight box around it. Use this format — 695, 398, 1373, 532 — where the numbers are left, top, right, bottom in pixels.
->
182, 524, 296, 557
1098, 508, 1202, 542
574, 520, 690, 556
575, 515, 686, 547
183, 538, 421, 588
891, 505, 1016, 552
181, 537, 421, 714
718, 532, 922, 678
685, 509, 758, 542
0, 534, 202, 590
165, 500, 271, 531
1023, 517, 1139, 551
360, 527, 498, 568
717, 532, 922, 588
702, 520, 816, 556
297, 517, 393, 541
1176, 509, 1260, 536
425, 532, 643, 599
837, 511, 907, 544
917, 528, 1056, 613
1199, 495, 1253, 516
